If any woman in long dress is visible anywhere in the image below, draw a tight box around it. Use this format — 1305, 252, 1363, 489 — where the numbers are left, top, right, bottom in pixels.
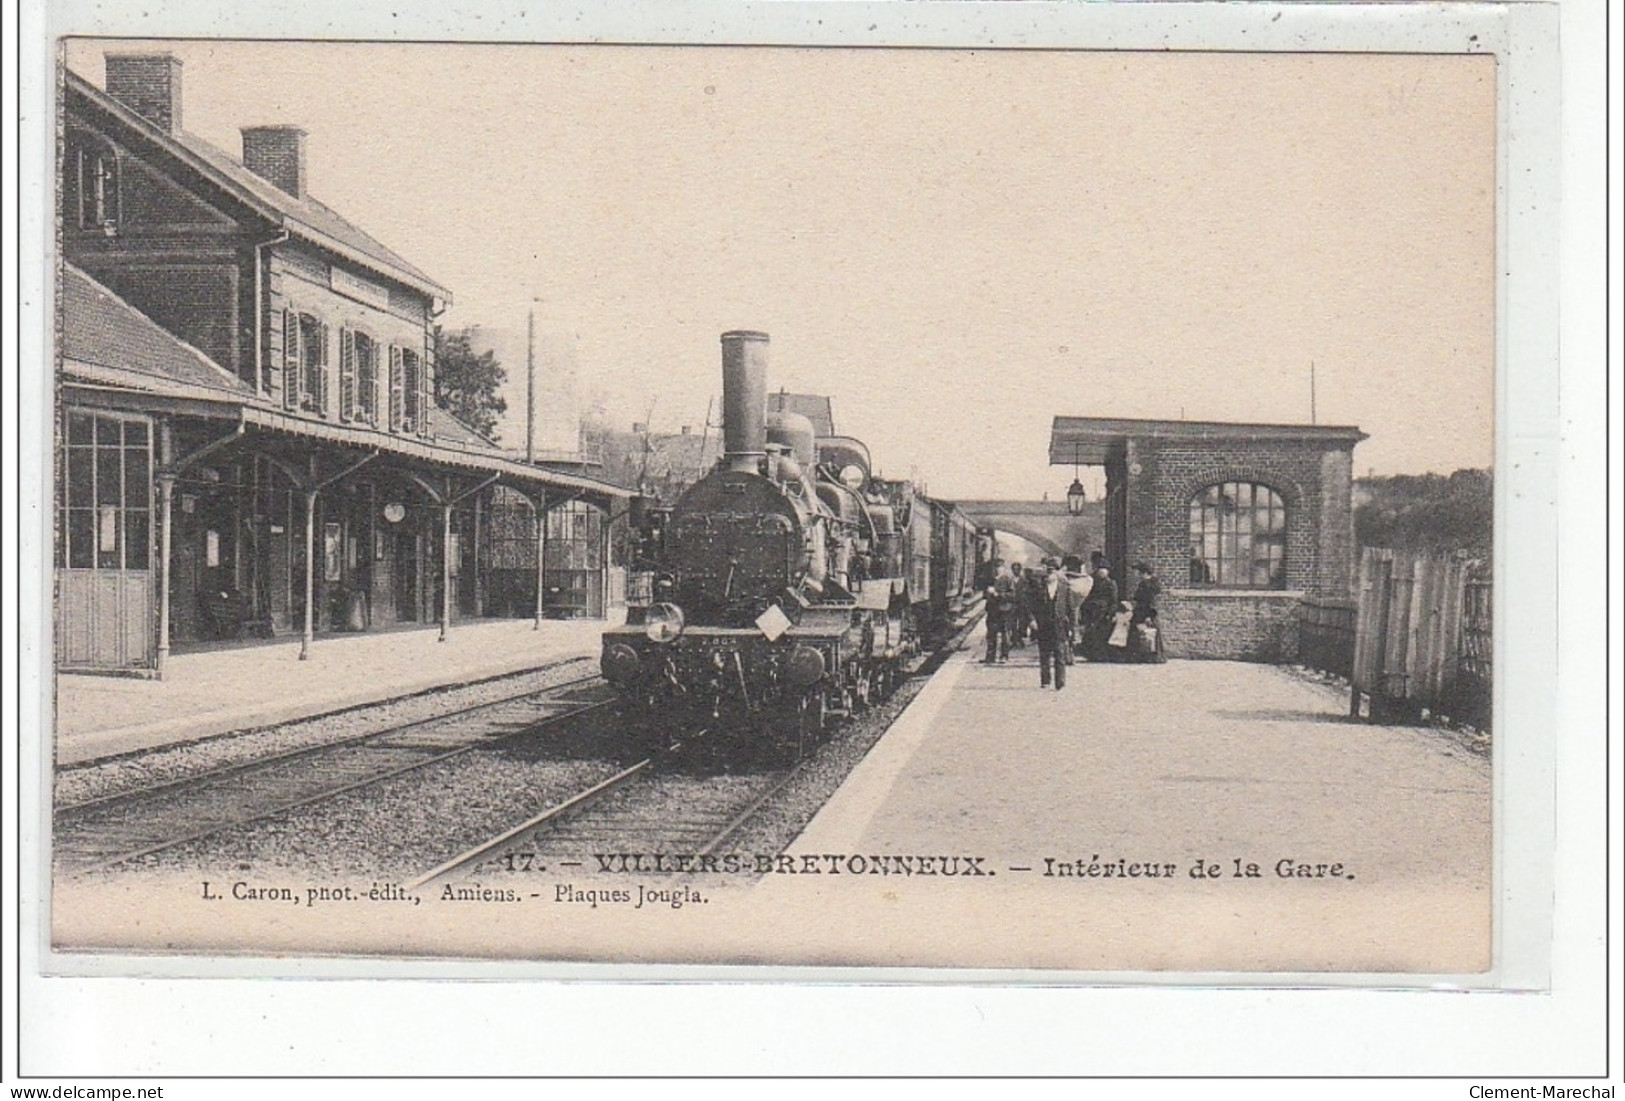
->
1078, 565, 1118, 662
1128, 561, 1166, 663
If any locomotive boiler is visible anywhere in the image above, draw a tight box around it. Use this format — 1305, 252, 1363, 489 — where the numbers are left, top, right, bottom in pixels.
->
601, 330, 973, 762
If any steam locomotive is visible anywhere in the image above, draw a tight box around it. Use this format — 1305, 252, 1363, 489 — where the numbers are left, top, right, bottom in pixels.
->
600, 330, 989, 761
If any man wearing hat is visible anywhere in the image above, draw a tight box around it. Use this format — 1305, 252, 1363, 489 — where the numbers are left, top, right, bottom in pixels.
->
1032, 556, 1081, 690
982, 559, 1014, 665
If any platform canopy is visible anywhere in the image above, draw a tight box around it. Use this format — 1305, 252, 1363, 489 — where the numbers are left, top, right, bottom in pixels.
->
1049, 416, 1368, 466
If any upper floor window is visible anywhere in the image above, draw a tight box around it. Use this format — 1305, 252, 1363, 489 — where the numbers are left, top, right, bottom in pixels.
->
74, 143, 120, 231
389, 345, 425, 435
1187, 481, 1286, 589
282, 310, 330, 417
340, 328, 380, 426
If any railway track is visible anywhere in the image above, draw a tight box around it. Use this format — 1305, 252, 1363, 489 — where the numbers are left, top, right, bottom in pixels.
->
410, 608, 986, 888
54, 676, 614, 871
57, 610, 981, 878
410, 758, 803, 888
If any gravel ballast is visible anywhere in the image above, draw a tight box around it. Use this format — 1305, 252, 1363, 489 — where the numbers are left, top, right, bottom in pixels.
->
55, 657, 598, 809
60, 628, 980, 886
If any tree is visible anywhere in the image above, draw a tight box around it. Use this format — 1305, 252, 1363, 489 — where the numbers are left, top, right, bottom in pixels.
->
1354, 468, 1493, 556
432, 325, 507, 441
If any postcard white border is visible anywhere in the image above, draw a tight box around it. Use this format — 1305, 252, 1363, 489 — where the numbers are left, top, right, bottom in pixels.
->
8, 0, 1609, 1079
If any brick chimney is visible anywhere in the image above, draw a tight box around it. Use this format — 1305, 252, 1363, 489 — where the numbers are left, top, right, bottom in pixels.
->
104, 53, 183, 134
241, 126, 308, 199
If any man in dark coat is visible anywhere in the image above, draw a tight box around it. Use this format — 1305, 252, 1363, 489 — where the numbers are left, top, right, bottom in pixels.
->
1033, 557, 1081, 690
1078, 564, 1119, 662
1007, 561, 1033, 648
983, 560, 1014, 664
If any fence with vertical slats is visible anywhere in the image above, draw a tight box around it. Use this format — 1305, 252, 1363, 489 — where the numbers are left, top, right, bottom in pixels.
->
1349, 548, 1491, 732
1297, 599, 1356, 679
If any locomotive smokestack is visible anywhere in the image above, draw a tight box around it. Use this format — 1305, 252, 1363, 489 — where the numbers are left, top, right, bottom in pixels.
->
720, 330, 770, 474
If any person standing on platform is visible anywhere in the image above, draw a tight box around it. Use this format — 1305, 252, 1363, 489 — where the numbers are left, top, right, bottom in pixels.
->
1078, 563, 1119, 662
1063, 555, 1093, 606
1034, 557, 1081, 690
1129, 561, 1166, 663
1007, 562, 1031, 649
983, 559, 1013, 664
1063, 555, 1092, 655
974, 554, 997, 593
1021, 561, 1049, 649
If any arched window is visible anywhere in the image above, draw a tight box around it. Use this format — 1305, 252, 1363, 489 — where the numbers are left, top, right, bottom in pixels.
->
1187, 481, 1286, 588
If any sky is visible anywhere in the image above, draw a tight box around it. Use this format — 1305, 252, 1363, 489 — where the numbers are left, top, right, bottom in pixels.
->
66, 40, 1497, 500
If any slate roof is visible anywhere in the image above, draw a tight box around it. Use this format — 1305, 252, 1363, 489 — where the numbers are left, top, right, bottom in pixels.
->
430, 411, 502, 451
60, 264, 258, 401
67, 70, 449, 302
59, 266, 622, 497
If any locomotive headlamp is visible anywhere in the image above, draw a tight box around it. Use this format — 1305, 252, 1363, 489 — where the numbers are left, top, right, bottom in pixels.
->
644, 602, 685, 644
839, 464, 866, 490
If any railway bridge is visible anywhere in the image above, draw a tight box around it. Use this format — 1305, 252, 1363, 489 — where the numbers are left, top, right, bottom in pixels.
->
950, 499, 1105, 560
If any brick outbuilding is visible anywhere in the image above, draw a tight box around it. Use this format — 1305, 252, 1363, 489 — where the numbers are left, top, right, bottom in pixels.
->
1050, 417, 1365, 661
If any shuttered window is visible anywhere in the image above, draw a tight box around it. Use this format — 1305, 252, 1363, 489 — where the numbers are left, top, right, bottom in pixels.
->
75, 144, 120, 229
418, 347, 433, 437
339, 328, 357, 422
401, 348, 421, 434
298, 316, 329, 417
282, 309, 301, 410
355, 332, 379, 426
389, 345, 406, 433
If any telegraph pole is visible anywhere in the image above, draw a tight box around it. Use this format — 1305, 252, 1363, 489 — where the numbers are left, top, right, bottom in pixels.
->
1310, 361, 1317, 425
526, 304, 537, 463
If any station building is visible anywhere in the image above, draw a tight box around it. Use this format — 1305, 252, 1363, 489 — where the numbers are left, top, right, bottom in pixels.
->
1050, 417, 1366, 661
56, 53, 626, 677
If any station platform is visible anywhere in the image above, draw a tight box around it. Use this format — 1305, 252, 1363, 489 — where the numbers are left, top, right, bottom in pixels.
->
776, 626, 1493, 973
54, 616, 620, 767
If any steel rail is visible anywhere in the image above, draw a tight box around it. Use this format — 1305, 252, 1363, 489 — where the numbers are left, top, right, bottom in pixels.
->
694, 763, 804, 858
406, 758, 654, 889
56, 674, 606, 819
65, 697, 615, 870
